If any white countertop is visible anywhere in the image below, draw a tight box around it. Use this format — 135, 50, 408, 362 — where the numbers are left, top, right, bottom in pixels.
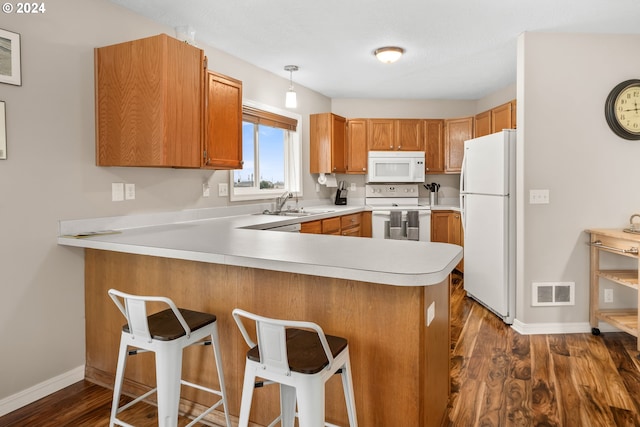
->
57, 204, 462, 287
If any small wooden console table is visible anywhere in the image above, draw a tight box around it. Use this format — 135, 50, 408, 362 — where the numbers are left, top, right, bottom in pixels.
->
587, 228, 640, 351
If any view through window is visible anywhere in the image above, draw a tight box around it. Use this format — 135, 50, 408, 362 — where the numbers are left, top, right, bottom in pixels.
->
234, 123, 286, 190
230, 101, 301, 201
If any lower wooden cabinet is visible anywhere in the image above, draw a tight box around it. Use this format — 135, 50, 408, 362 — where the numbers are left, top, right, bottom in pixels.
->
431, 210, 464, 272
300, 212, 371, 237
322, 217, 342, 235
300, 220, 322, 234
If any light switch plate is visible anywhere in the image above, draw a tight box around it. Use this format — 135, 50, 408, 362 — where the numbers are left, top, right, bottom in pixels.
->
218, 183, 228, 197
125, 183, 135, 200
112, 183, 124, 202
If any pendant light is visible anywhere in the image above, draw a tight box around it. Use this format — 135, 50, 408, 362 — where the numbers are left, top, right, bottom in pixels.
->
374, 47, 405, 64
284, 65, 299, 108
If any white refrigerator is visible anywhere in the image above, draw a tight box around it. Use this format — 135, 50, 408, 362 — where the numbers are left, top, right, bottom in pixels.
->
460, 129, 516, 324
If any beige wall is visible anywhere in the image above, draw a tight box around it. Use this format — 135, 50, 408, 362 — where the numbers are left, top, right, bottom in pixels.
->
0, 0, 331, 404
3, 0, 638, 409
516, 32, 640, 325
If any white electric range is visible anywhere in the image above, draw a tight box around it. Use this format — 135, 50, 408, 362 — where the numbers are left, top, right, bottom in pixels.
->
365, 184, 431, 241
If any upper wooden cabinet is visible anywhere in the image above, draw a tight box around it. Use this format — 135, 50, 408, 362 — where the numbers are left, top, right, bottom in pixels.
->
95, 34, 204, 167
444, 117, 473, 173
310, 113, 346, 174
425, 119, 444, 174
491, 101, 515, 133
368, 119, 425, 151
346, 119, 368, 174
95, 34, 243, 169
395, 120, 425, 151
203, 70, 243, 169
368, 119, 395, 150
474, 100, 517, 138
474, 110, 492, 138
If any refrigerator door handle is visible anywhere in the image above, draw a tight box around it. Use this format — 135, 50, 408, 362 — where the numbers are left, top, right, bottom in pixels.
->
460, 194, 466, 233
460, 150, 466, 232
460, 150, 466, 194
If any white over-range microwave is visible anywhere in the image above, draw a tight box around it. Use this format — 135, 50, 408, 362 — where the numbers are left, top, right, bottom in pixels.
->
366, 151, 425, 183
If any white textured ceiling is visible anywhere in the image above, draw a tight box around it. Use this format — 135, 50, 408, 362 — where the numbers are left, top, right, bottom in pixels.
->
110, 0, 640, 100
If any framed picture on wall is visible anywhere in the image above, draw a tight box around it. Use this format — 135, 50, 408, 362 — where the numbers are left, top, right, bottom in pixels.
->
0, 101, 6, 159
0, 28, 21, 86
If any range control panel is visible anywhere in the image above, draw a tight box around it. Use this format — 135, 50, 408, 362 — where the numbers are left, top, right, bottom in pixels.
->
365, 184, 419, 198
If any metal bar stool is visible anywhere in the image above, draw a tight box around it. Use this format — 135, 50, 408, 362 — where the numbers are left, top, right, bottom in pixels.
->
108, 289, 231, 427
232, 308, 358, 427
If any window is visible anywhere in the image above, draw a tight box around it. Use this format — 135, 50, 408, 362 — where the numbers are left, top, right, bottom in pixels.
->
230, 101, 302, 201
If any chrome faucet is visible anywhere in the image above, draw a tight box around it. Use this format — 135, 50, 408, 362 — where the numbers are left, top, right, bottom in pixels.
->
275, 191, 293, 212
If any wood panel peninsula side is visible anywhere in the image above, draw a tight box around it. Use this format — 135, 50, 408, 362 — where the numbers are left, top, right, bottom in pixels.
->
60, 210, 462, 427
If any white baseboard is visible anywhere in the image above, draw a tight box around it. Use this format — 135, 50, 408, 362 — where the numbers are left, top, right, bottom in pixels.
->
0, 365, 85, 417
511, 319, 621, 335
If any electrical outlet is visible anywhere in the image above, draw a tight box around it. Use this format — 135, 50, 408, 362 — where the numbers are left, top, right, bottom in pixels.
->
218, 183, 228, 197
529, 189, 550, 204
427, 302, 435, 326
202, 183, 210, 197
604, 288, 614, 303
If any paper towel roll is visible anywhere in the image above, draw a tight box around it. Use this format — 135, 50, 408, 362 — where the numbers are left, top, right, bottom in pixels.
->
325, 176, 338, 187
317, 173, 327, 184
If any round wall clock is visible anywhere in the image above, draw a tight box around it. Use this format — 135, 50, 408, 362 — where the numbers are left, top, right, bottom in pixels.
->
605, 79, 640, 140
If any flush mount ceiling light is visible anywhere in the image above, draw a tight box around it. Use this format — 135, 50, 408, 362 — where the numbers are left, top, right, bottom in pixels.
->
374, 46, 405, 64
284, 65, 299, 108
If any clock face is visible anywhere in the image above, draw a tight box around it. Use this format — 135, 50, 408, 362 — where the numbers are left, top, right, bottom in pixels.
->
605, 79, 640, 140
615, 85, 640, 134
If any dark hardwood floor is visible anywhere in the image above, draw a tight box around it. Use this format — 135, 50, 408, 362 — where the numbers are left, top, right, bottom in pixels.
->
447, 272, 640, 427
3, 273, 640, 426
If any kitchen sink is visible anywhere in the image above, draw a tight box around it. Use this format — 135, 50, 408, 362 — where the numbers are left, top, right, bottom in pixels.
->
258, 209, 335, 217
260, 209, 313, 217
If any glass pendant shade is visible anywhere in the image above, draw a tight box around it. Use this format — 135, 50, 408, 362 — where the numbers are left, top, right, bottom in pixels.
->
285, 89, 297, 108
284, 65, 299, 108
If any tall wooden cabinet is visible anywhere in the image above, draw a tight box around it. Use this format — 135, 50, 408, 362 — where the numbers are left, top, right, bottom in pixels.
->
95, 34, 204, 167
346, 119, 368, 173
444, 117, 473, 173
425, 119, 444, 174
203, 70, 243, 169
95, 34, 242, 169
310, 113, 347, 174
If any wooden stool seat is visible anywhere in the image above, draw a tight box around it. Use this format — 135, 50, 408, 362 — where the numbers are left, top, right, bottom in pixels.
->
247, 329, 347, 374
123, 308, 216, 341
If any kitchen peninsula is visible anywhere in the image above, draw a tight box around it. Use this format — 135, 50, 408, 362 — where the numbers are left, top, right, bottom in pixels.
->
58, 206, 462, 427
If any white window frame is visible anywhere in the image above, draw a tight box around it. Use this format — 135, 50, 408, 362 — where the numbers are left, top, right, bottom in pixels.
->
229, 100, 302, 202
